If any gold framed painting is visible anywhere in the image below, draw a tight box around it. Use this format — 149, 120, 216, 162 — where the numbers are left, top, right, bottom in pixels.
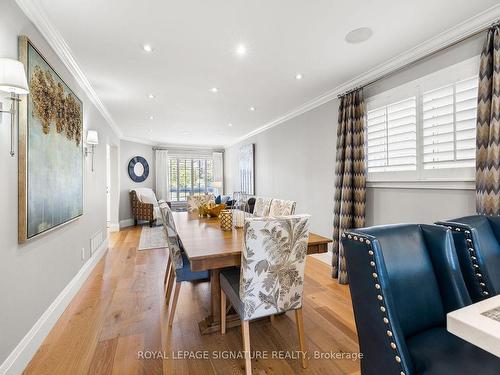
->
18, 36, 83, 244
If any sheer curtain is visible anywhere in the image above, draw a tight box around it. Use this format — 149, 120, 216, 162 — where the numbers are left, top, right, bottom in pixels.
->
212, 151, 224, 195
155, 149, 170, 201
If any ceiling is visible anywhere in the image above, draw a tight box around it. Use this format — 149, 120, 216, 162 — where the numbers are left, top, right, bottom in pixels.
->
35, 0, 500, 147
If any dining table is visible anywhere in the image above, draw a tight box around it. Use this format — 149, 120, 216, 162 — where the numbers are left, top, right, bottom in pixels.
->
172, 211, 333, 334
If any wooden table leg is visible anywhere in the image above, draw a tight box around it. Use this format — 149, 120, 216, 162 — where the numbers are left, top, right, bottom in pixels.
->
198, 269, 241, 335
211, 269, 221, 324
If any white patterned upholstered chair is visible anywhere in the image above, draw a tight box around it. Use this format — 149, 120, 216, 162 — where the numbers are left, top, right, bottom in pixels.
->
161, 206, 209, 327
187, 194, 216, 212
252, 197, 272, 216
220, 215, 311, 375
268, 199, 296, 216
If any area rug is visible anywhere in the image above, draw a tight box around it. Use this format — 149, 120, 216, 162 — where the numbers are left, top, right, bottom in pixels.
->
138, 225, 168, 251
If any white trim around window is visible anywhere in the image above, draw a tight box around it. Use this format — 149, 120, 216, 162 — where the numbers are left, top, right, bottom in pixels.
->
365, 56, 479, 185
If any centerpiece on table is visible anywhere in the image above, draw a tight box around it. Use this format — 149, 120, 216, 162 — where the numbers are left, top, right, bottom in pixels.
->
199, 203, 226, 218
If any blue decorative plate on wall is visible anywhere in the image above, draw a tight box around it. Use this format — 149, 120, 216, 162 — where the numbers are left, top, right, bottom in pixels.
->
128, 156, 149, 182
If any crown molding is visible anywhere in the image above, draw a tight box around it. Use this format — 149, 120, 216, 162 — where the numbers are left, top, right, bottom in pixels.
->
15, 0, 123, 138
226, 4, 500, 148
121, 136, 224, 150
120, 136, 156, 146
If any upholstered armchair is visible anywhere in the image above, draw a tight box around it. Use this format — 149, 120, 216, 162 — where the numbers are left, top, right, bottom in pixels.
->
342, 224, 499, 375
436, 215, 500, 302
220, 215, 311, 375
129, 190, 155, 227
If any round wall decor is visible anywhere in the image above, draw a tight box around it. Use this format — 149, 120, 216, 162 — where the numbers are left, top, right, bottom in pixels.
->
128, 156, 149, 182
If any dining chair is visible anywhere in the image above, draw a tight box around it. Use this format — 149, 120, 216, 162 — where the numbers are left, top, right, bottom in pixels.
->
219, 215, 311, 375
163, 220, 209, 327
187, 194, 215, 212
342, 224, 499, 375
436, 215, 500, 302
252, 197, 272, 216
160, 203, 180, 304
268, 199, 296, 216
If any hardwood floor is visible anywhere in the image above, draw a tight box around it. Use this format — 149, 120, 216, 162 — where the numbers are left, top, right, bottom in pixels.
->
23, 226, 360, 375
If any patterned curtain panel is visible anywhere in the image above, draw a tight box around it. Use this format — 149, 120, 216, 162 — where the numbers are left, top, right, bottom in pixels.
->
477, 25, 500, 215
332, 89, 366, 284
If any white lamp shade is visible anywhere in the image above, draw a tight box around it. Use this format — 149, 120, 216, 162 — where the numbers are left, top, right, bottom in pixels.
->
0, 58, 29, 95
212, 181, 223, 188
86, 130, 99, 145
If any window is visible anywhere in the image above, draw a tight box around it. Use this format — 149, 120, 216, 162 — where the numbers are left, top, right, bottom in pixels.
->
366, 56, 479, 182
367, 97, 417, 172
169, 157, 214, 202
422, 77, 477, 169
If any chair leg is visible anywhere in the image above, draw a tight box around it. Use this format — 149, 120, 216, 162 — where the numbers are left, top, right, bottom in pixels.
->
221, 289, 227, 334
163, 257, 172, 286
168, 282, 182, 327
134, 219, 138, 226
294, 308, 308, 369
241, 320, 252, 375
165, 265, 175, 305
270, 315, 275, 324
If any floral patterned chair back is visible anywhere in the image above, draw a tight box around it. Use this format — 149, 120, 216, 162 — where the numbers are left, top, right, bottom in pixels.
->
160, 203, 176, 232
269, 199, 296, 217
187, 194, 216, 212
239, 215, 310, 320
160, 204, 183, 268
253, 197, 272, 217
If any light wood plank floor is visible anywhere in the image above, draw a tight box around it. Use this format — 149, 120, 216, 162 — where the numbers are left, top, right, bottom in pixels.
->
24, 226, 360, 375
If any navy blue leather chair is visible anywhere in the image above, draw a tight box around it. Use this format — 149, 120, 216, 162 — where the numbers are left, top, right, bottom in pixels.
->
436, 215, 500, 302
342, 224, 500, 375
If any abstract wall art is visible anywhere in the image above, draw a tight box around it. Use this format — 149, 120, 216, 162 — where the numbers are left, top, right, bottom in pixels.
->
18, 36, 83, 243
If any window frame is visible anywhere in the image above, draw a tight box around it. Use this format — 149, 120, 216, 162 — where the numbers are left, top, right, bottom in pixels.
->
168, 156, 214, 202
365, 56, 479, 185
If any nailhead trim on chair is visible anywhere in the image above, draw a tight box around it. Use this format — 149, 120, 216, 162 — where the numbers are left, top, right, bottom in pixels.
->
342, 232, 406, 374
444, 225, 491, 298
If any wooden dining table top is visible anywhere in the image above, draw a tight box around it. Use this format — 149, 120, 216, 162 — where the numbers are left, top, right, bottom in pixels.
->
172, 211, 332, 272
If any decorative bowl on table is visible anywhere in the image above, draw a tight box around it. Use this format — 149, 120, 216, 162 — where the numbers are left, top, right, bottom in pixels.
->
200, 203, 227, 218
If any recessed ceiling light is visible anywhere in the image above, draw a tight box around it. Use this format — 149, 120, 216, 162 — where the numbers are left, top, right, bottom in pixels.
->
182, 131, 191, 135
295, 73, 303, 80
249, 106, 256, 111
211, 87, 218, 93
149, 115, 154, 120
236, 44, 247, 57
148, 94, 155, 99
142, 44, 153, 52
228, 123, 233, 127
345, 27, 373, 44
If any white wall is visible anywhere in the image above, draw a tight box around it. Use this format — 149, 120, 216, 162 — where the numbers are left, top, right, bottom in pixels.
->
119, 140, 155, 223
0, 0, 120, 368
225, 34, 483, 235
225, 101, 337, 238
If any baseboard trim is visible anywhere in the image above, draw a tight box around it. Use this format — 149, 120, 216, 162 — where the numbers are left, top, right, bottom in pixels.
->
0, 238, 109, 375
119, 218, 135, 229
108, 222, 120, 232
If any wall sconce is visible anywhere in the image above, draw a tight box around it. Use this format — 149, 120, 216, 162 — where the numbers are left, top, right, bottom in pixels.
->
0, 58, 30, 157
85, 130, 99, 172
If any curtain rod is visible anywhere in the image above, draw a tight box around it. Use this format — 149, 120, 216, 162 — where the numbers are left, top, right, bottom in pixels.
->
337, 20, 500, 99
